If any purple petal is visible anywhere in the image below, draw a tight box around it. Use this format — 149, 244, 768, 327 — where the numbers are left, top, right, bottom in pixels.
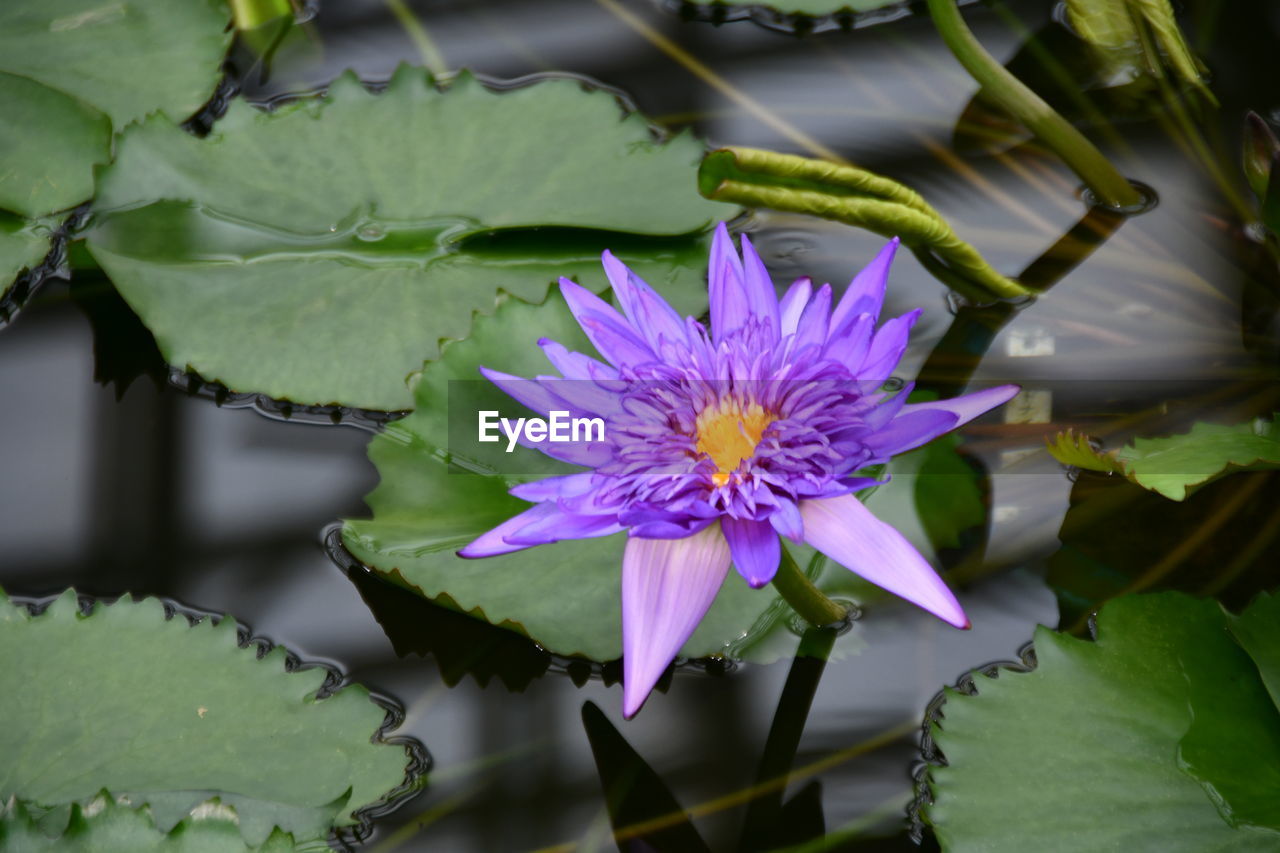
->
509, 472, 597, 502
829, 237, 899, 330
619, 504, 719, 539
823, 312, 875, 369
538, 338, 617, 381
769, 500, 804, 541
601, 250, 689, 351
862, 409, 959, 458
709, 223, 748, 343
722, 517, 781, 588
478, 367, 595, 419
457, 503, 560, 558
503, 507, 623, 546
857, 308, 922, 385
778, 277, 812, 337
622, 524, 732, 717
528, 435, 614, 467
537, 374, 623, 418
899, 385, 1021, 429
800, 494, 968, 628
791, 283, 832, 352
739, 234, 781, 341
559, 278, 656, 368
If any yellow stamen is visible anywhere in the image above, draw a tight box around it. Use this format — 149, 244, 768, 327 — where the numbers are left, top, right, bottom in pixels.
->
695, 399, 773, 486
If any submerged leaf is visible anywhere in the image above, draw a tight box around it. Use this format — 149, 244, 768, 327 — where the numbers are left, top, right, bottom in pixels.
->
1046, 469, 1280, 631
926, 593, 1280, 852
87, 67, 733, 410
0, 588, 413, 847
913, 434, 985, 553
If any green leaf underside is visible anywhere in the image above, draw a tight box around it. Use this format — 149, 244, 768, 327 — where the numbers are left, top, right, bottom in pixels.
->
0, 0, 231, 129
0, 214, 55, 297
1115, 415, 1280, 499
1, 795, 300, 852
926, 593, 1280, 852
0, 72, 111, 221
0, 589, 409, 847
85, 67, 733, 410
687, 0, 908, 14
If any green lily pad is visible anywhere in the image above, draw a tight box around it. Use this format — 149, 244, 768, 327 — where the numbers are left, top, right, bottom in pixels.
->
0, 588, 413, 848
0, 0, 231, 296
925, 593, 1280, 852
0, 0, 231, 129
0, 72, 111, 220
1115, 416, 1280, 499
1046, 416, 1280, 500
86, 66, 734, 411
1, 795, 299, 852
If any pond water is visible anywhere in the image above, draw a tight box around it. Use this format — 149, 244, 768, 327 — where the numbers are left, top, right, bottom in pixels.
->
1, 0, 1277, 850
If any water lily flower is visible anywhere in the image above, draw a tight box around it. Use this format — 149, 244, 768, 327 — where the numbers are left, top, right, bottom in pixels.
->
460, 223, 1019, 717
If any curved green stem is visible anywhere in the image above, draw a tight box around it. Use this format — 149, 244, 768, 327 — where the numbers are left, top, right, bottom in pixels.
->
926, 0, 1141, 209
771, 546, 848, 628
227, 0, 292, 30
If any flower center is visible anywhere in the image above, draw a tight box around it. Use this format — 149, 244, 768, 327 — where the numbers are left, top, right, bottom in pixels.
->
695, 397, 773, 486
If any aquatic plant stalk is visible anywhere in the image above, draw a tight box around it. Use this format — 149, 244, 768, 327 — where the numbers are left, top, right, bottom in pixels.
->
926, 0, 1142, 209
771, 547, 847, 627
227, 0, 292, 30
699, 146, 1031, 301
459, 223, 1016, 717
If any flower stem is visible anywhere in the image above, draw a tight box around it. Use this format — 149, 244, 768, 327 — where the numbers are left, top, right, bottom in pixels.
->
772, 545, 848, 627
227, 0, 293, 30
925, 0, 1142, 210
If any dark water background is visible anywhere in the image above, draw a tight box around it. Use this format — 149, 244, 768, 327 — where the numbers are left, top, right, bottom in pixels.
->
2, 0, 1278, 849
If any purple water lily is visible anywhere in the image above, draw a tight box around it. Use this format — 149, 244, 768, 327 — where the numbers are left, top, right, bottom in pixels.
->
460, 223, 1019, 717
